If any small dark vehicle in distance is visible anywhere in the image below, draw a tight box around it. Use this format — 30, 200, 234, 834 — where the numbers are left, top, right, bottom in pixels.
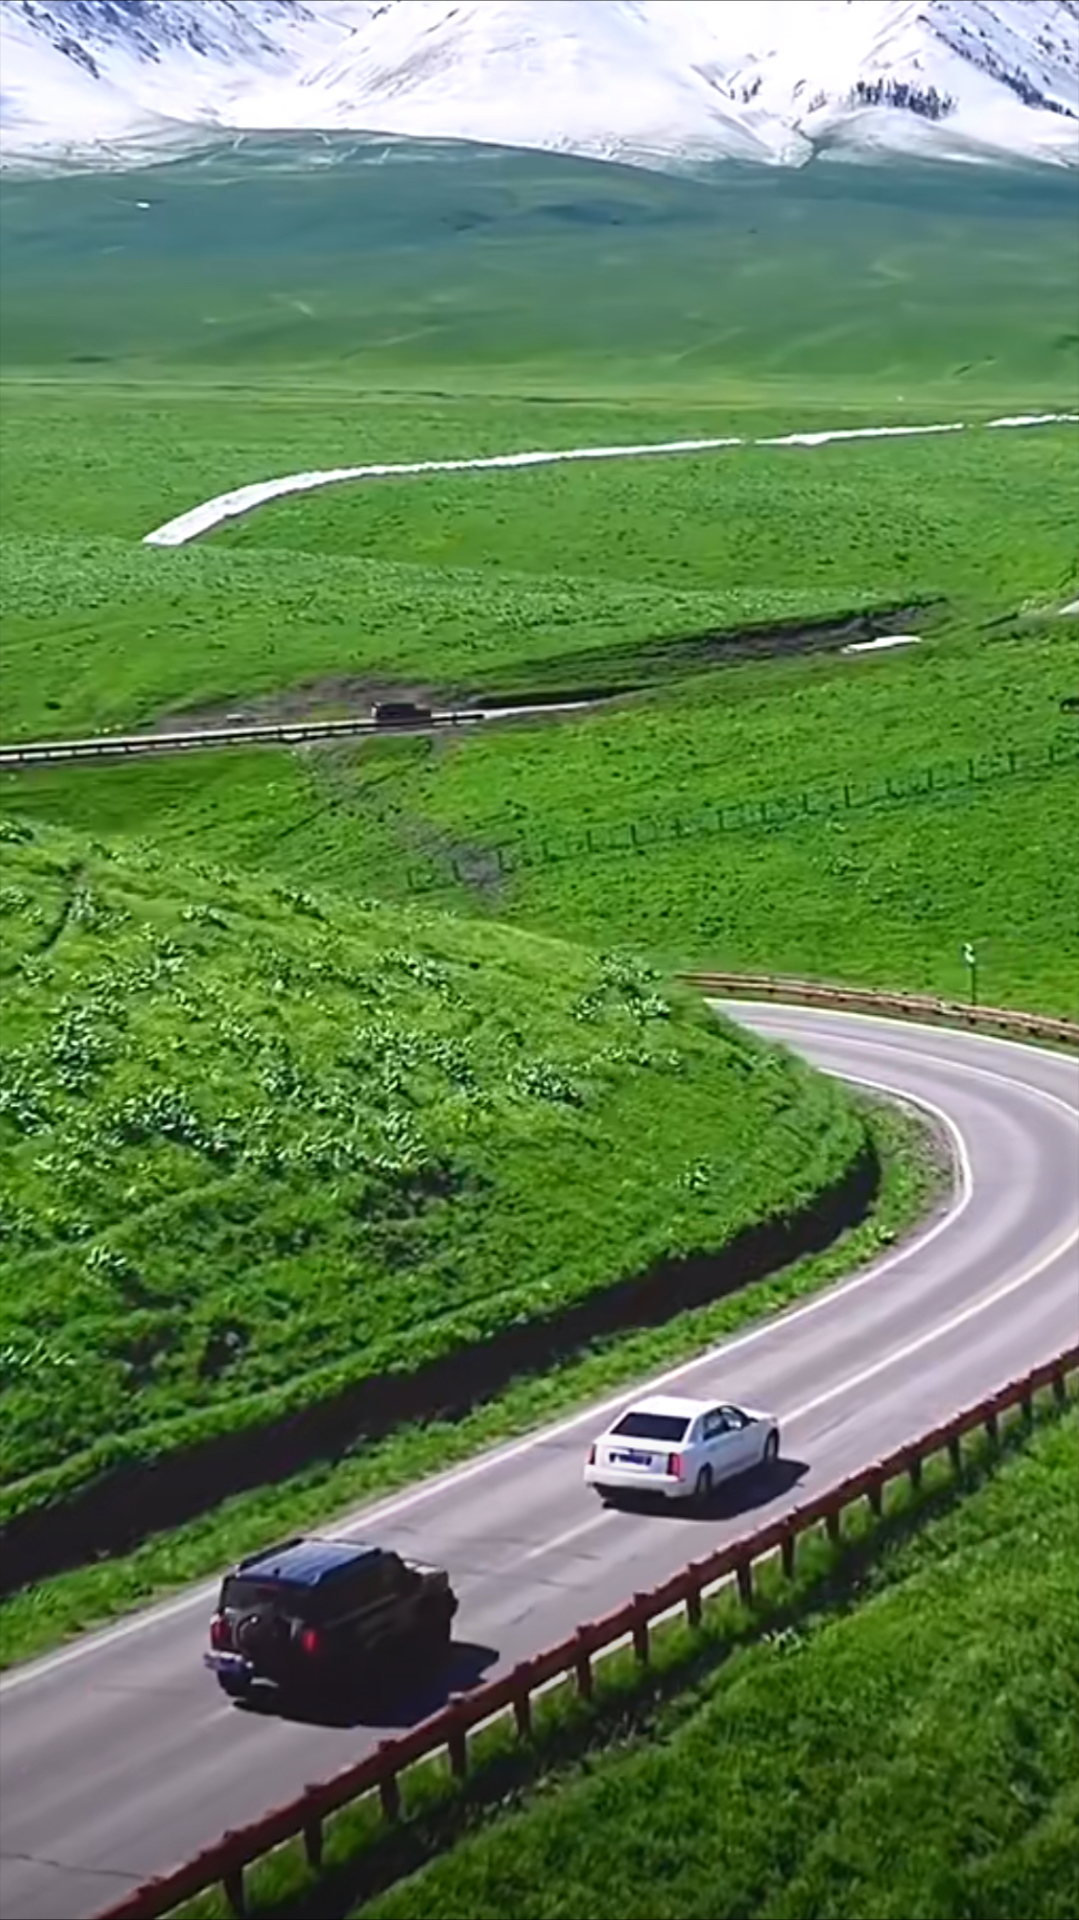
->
371, 700, 433, 727
204, 1534, 458, 1703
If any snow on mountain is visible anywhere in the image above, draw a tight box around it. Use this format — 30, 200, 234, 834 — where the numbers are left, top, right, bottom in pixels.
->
243, 2, 799, 169
0, 0, 1076, 175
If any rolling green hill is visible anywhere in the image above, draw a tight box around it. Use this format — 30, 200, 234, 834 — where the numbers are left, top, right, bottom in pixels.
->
1, 135, 1076, 398
0, 817, 864, 1542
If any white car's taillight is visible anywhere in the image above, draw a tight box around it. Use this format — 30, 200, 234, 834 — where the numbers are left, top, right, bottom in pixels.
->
666, 1452, 683, 1479
587, 1443, 596, 1465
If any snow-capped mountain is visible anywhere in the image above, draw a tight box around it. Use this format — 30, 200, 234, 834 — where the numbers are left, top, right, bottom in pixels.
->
1, 1, 1076, 174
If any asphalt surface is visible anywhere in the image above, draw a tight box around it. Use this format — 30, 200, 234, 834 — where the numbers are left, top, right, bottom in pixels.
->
1, 1005, 1077, 1920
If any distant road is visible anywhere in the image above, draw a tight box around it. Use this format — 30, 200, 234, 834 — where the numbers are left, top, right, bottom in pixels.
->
1, 1006, 1076, 1920
0, 700, 596, 769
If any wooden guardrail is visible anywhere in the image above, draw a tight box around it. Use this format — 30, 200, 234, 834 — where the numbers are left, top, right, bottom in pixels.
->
677, 972, 1079, 1047
91, 1345, 1079, 1920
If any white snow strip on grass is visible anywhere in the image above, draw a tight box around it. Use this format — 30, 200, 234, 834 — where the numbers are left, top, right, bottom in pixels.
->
1060, 599, 1079, 616
842, 634, 922, 654
142, 413, 1079, 549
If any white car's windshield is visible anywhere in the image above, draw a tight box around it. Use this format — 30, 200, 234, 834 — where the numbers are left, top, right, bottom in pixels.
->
610, 1411, 691, 1443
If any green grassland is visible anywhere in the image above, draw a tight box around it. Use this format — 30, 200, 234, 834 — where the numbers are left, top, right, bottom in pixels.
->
0, 816, 864, 1521
1, 138, 1076, 1668
4, 398, 1073, 744
12, 614, 1075, 1015
357, 1407, 1079, 1920
212, 419, 1078, 619
2, 135, 1076, 397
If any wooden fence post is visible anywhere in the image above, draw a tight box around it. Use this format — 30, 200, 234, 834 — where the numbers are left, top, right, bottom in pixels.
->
632, 1599, 651, 1664
684, 1574, 703, 1630
574, 1629, 595, 1700
223, 1866, 246, 1918
377, 1748, 402, 1824
446, 1697, 469, 1779
302, 1814, 323, 1869
513, 1676, 533, 1740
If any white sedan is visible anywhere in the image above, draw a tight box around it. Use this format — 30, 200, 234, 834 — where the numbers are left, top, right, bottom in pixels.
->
584, 1392, 780, 1504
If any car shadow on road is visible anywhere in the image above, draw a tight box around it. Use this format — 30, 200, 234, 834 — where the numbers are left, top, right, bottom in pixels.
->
234, 1639, 500, 1729
601, 1456, 810, 1521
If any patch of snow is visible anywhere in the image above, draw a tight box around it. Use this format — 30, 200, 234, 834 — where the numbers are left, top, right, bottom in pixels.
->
842, 634, 922, 653
141, 410, 1079, 549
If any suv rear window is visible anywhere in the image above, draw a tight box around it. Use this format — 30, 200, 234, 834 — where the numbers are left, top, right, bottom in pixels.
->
221, 1576, 303, 1613
610, 1411, 691, 1443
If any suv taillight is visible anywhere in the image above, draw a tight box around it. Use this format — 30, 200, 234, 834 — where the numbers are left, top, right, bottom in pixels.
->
666, 1453, 683, 1479
587, 1444, 596, 1465
209, 1613, 226, 1648
300, 1626, 321, 1656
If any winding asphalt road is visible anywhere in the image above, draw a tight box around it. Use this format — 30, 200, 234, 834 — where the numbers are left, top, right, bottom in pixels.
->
1, 1005, 1077, 1920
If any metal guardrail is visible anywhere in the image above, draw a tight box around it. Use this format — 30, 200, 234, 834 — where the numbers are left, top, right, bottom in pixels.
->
91, 1346, 1079, 1920
0, 710, 488, 768
677, 972, 1079, 1047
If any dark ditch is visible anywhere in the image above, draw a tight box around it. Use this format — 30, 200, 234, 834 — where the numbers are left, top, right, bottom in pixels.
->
147, 603, 936, 738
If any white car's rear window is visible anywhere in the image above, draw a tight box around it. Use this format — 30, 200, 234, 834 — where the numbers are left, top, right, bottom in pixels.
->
610, 1411, 691, 1443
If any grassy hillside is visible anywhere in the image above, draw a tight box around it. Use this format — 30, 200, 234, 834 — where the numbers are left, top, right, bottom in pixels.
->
0, 140, 1075, 1655
13, 615, 1075, 1016
3, 401, 1072, 742
359, 1408, 1079, 1920
0, 817, 864, 1525
213, 418, 1078, 616
1, 137, 1076, 397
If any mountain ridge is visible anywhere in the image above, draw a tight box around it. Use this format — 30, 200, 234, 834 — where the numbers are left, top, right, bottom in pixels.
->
1, 0, 1077, 175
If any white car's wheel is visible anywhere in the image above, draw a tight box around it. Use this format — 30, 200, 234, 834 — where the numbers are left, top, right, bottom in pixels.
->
693, 1464, 713, 1501
763, 1428, 780, 1465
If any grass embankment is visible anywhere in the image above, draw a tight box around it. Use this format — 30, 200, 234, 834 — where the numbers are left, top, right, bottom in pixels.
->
0, 819, 866, 1554
168, 1397, 1079, 1920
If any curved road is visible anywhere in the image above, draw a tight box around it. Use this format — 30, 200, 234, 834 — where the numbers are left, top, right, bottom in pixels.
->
1, 1006, 1077, 1920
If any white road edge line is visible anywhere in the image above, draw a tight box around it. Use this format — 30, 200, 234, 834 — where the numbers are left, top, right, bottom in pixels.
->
2, 1041, 1073, 1691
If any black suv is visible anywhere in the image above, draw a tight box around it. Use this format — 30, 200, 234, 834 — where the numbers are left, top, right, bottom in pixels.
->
204, 1534, 458, 1702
